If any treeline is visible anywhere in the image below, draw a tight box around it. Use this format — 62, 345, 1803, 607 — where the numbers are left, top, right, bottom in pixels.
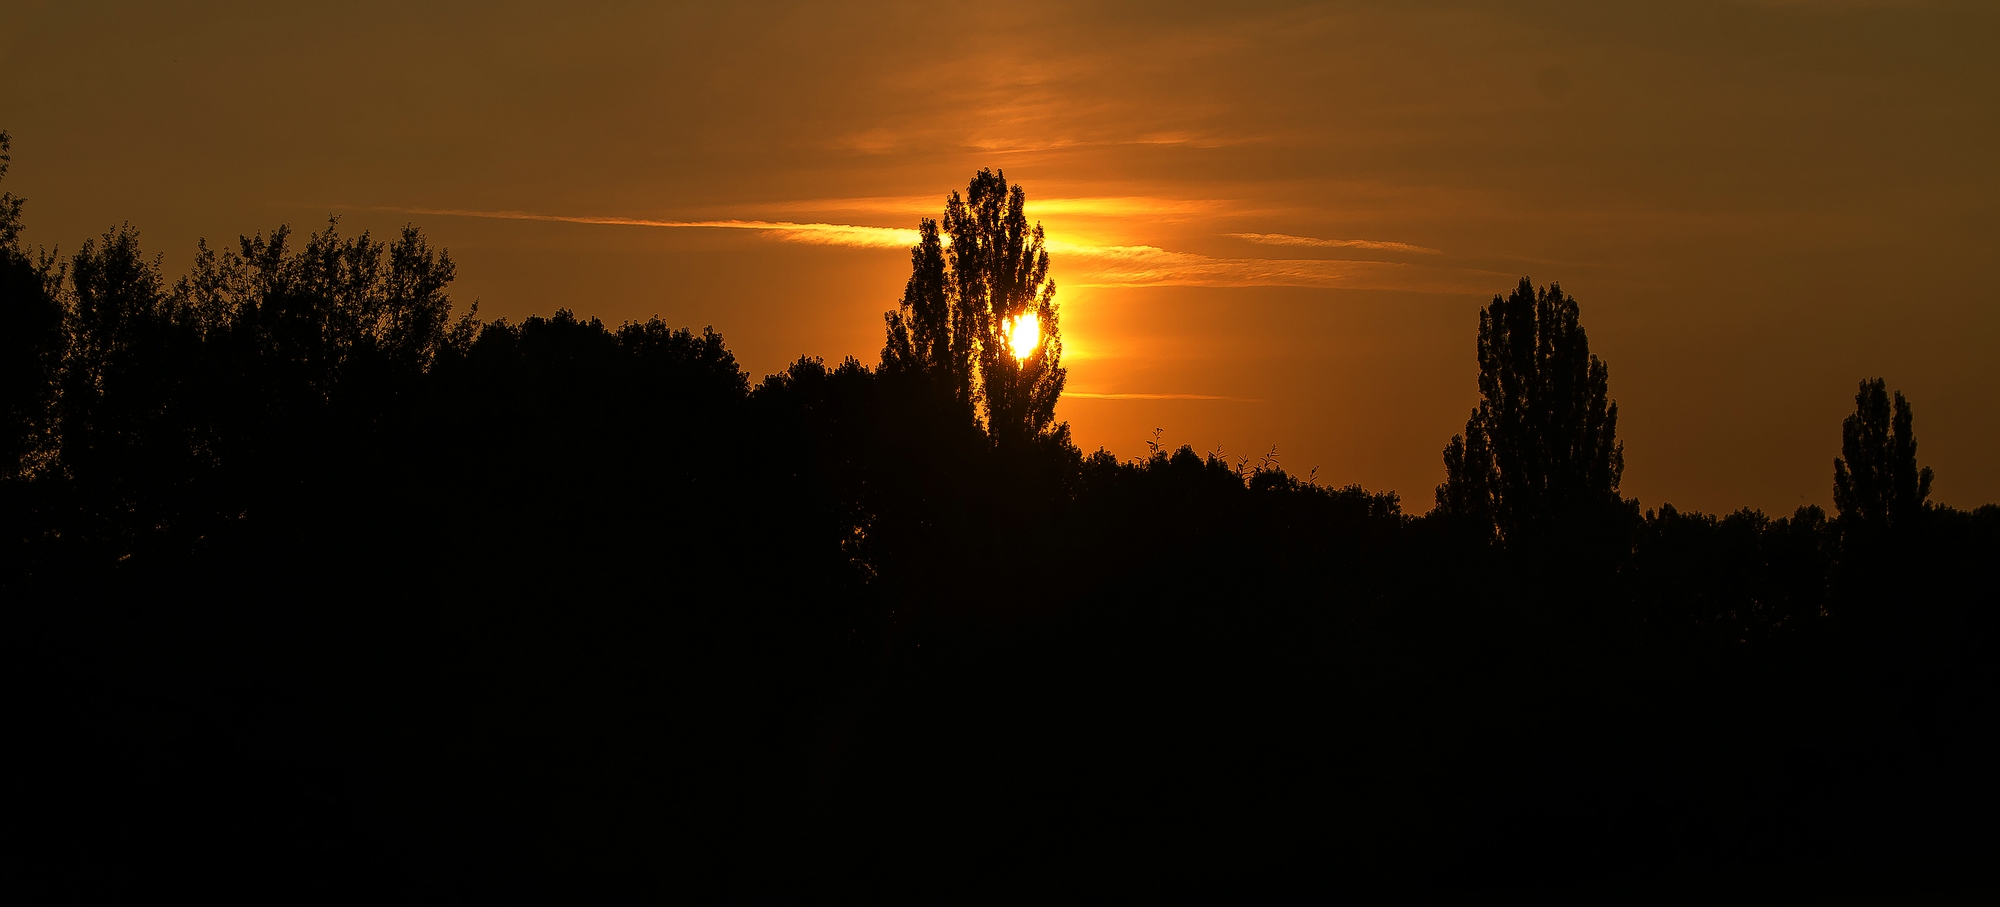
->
2, 144, 1994, 898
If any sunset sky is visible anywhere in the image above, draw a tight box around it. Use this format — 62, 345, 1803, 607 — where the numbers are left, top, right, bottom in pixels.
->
4, 0, 1994, 512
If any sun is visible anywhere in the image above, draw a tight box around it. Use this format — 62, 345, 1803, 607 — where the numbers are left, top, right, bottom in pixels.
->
1007, 311, 1040, 361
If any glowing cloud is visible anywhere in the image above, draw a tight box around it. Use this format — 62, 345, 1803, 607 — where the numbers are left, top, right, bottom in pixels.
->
1043, 240, 1488, 291
370, 207, 921, 249
361, 206, 1491, 292
727, 195, 1248, 221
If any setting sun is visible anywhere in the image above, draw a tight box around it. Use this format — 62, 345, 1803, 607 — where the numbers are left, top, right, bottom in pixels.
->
1007, 311, 1039, 361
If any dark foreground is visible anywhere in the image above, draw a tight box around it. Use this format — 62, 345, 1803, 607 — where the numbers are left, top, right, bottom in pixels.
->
4, 308, 1992, 899
0, 190, 1993, 896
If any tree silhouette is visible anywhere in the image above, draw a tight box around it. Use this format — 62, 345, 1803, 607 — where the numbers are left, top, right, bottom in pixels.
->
881, 218, 970, 412
174, 219, 463, 378
1832, 378, 1932, 531
1435, 277, 1623, 545
0, 127, 22, 249
0, 130, 22, 252
883, 169, 1065, 446
58, 223, 194, 518
0, 131, 64, 479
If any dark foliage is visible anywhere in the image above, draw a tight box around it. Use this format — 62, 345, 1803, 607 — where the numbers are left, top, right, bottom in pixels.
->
0, 132, 62, 481
2, 154, 1993, 900
1833, 377, 1933, 531
1437, 277, 1626, 553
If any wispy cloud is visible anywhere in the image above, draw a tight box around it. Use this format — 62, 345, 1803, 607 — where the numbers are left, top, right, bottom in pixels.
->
1228, 232, 1441, 254
367, 206, 921, 249
752, 195, 1253, 220
1046, 240, 1470, 290
1034, 197, 1245, 218
364, 205, 1488, 292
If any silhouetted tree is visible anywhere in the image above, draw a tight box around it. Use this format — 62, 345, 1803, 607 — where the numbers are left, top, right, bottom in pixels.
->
175, 219, 463, 381
1435, 278, 1624, 546
0, 131, 63, 479
0, 130, 21, 253
1832, 378, 1932, 531
881, 218, 969, 411
1435, 414, 1494, 535
58, 223, 202, 522
883, 169, 1065, 446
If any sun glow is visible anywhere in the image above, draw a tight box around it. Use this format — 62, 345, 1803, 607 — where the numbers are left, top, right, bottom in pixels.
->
1007, 311, 1040, 361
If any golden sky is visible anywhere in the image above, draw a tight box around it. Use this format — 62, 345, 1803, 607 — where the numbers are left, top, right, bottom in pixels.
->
4, 0, 1995, 512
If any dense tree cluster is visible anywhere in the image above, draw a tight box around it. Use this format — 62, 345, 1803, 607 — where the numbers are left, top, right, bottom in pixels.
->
2, 145, 1993, 897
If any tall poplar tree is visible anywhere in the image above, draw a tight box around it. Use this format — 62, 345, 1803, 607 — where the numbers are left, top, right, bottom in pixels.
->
1832, 378, 1932, 531
1435, 278, 1624, 545
883, 169, 1065, 446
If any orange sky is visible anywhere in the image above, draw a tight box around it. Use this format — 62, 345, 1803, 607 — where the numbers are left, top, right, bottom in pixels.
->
4, 0, 1995, 512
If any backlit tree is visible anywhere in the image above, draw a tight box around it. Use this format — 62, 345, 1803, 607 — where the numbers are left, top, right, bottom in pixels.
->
883, 169, 1065, 446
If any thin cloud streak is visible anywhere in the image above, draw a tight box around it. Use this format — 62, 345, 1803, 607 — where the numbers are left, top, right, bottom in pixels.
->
756, 195, 1262, 219
1050, 241, 1494, 291
360, 205, 1489, 291
1229, 232, 1441, 254
365, 206, 921, 249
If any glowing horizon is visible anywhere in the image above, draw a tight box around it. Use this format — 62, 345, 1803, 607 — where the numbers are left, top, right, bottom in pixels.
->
10, 0, 1994, 513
